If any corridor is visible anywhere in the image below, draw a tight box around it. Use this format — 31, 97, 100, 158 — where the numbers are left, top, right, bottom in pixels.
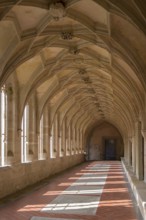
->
0, 161, 142, 220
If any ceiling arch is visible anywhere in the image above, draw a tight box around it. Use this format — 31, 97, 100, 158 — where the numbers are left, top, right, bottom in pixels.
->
0, 0, 145, 140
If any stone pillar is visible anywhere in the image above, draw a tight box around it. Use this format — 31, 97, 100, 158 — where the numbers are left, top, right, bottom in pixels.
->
81, 130, 85, 154
80, 131, 83, 153
72, 127, 76, 154
142, 130, 146, 182
132, 135, 136, 173
135, 121, 143, 180
57, 113, 62, 157
127, 138, 132, 166
69, 122, 73, 155
65, 118, 70, 156
28, 93, 37, 162
6, 84, 15, 165
68, 124, 71, 155
76, 127, 80, 154
77, 130, 80, 153
48, 110, 51, 159
12, 80, 21, 165
124, 137, 128, 163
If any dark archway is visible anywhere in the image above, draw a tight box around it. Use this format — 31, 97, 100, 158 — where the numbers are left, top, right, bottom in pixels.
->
86, 122, 124, 161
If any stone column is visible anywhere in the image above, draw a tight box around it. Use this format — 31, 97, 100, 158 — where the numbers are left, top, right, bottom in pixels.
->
80, 131, 83, 153
72, 127, 76, 154
69, 122, 73, 155
131, 135, 136, 173
28, 93, 37, 162
48, 110, 51, 159
141, 130, 146, 182
12, 79, 21, 165
79, 130, 83, 153
135, 121, 143, 180
124, 137, 128, 163
6, 84, 15, 165
76, 128, 80, 154
68, 124, 71, 155
127, 138, 132, 166
77, 130, 80, 153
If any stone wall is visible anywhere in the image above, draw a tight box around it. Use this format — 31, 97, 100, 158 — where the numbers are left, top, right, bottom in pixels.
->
0, 154, 84, 199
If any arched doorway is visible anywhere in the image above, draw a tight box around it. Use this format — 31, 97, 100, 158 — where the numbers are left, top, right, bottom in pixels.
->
86, 122, 124, 161
104, 139, 116, 160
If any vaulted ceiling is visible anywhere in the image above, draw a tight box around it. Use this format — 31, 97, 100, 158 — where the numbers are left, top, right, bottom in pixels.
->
0, 0, 146, 138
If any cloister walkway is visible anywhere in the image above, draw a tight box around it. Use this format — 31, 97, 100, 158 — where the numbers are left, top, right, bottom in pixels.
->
0, 161, 142, 220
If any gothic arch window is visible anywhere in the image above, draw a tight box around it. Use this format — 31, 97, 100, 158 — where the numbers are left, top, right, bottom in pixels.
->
0, 86, 7, 166
50, 123, 54, 158
21, 104, 29, 163
39, 115, 44, 160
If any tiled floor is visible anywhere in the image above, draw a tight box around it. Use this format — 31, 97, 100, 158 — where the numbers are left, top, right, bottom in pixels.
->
0, 161, 142, 220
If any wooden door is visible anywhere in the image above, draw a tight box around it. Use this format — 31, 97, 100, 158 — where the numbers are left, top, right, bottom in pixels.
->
105, 139, 116, 160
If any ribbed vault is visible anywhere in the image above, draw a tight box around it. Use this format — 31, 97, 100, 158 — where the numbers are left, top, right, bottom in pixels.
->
0, 0, 146, 141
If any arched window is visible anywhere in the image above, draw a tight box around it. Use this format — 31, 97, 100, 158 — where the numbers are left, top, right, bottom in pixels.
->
21, 104, 29, 163
50, 124, 54, 158
59, 134, 62, 157
0, 87, 7, 166
39, 115, 43, 160
50, 121, 57, 158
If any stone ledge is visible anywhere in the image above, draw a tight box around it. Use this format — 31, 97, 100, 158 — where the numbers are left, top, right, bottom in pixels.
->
121, 158, 146, 220
0, 165, 11, 170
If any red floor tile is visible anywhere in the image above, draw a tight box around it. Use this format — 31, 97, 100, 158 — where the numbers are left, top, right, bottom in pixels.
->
0, 161, 139, 220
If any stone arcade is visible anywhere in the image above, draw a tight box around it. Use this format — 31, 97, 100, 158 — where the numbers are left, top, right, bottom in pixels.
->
0, 0, 146, 219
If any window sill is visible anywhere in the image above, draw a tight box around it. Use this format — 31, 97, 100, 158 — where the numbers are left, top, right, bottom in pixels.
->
38, 158, 46, 161
21, 161, 32, 164
0, 165, 11, 169
50, 156, 56, 159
